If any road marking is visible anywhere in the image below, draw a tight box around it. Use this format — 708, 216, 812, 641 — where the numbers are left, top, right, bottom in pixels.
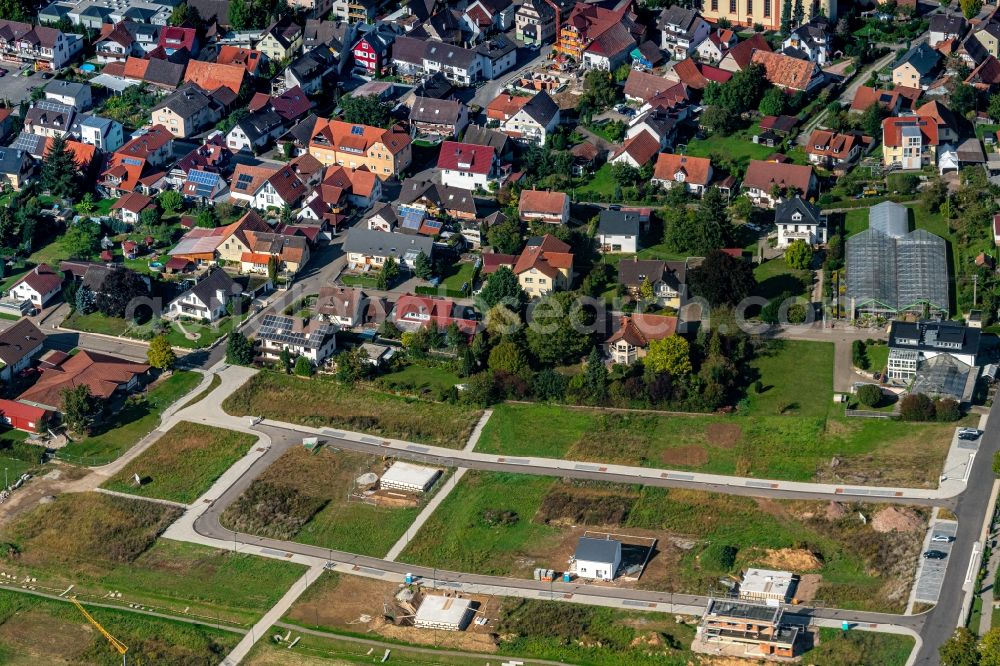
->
966, 543, 982, 586
965, 453, 976, 482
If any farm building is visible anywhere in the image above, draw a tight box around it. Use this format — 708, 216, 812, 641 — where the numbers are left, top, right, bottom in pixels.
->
739, 568, 795, 603
413, 595, 473, 631
573, 537, 622, 581
380, 462, 441, 493
0, 399, 51, 433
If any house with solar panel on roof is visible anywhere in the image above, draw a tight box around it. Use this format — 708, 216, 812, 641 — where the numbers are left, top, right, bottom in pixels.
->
845, 201, 949, 321
256, 314, 337, 365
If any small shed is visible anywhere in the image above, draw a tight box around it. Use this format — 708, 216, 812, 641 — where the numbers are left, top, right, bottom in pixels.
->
380, 461, 441, 493
413, 595, 473, 631
0, 399, 51, 433
573, 537, 622, 581
739, 568, 796, 603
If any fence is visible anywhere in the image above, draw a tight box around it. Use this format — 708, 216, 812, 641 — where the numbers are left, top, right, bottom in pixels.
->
844, 409, 897, 420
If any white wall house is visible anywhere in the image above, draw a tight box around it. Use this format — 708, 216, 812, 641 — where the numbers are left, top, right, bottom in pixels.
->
257, 314, 337, 365
574, 537, 622, 581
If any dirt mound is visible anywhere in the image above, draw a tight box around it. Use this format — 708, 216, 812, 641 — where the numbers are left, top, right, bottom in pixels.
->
661, 445, 709, 466
871, 507, 923, 533
795, 573, 822, 602
706, 423, 742, 449
826, 501, 846, 521
759, 548, 823, 571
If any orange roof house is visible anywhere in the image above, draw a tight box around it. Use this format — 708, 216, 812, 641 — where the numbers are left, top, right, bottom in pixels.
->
750, 50, 820, 92
307, 118, 412, 178
486, 94, 531, 122
605, 313, 678, 365
216, 45, 263, 75
18, 350, 150, 411
513, 234, 573, 297
183, 59, 246, 94
518, 189, 570, 225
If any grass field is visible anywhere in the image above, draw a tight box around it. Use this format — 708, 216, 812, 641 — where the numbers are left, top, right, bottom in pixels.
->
475, 342, 959, 486
102, 422, 256, 503
441, 261, 476, 293
0, 589, 241, 665
683, 124, 776, 168
58, 371, 202, 464
379, 364, 462, 395
806, 627, 914, 666
0, 493, 305, 625
221, 446, 438, 557
61, 310, 131, 337
753, 257, 812, 300
223, 371, 481, 448
399, 472, 926, 613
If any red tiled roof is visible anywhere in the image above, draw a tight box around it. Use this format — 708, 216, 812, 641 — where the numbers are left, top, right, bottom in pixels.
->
612, 130, 659, 166
806, 129, 859, 159
518, 189, 568, 215
111, 192, 154, 214
486, 94, 531, 121
743, 159, 814, 195
482, 253, 517, 274
750, 50, 816, 91
653, 152, 712, 186
14, 263, 61, 295
18, 350, 150, 409
606, 313, 677, 347
724, 32, 771, 70
436, 141, 495, 175
183, 60, 246, 94
882, 115, 939, 147
513, 234, 573, 279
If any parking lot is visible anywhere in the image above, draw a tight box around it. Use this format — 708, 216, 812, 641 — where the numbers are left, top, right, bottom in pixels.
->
913, 520, 959, 604
0, 63, 45, 106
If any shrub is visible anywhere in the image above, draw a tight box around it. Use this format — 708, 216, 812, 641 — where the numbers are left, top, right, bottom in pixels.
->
900, 393, 936, 422
856, 384, 882, 408
933, 398, 961, 422
481, 509, 519, 527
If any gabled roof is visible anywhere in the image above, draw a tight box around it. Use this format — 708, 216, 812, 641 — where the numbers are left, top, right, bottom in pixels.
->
805, 129, 859, 159
183, 59, 246, 94
486, 93, 531, 119
724, 33, 771, 70
216, 45, 262, 74
743, 159, 814, 194
967, 55, 1000, 87
14, 264, 61, 295
111, 192, 154, 214
464, 125, 511, 153
519, 189, 568, 215
623, 70, 675, 102
851, 85, 901, 112
895, 42, 941, 76
606, 313, 677, 347
519, 91, 558, 126
229, 162, 277, 197
513, 234, 573, 279
409, 97, 465, 125
612, 130, 659, 165
117, 125, 173, 159
750, 50, 817, 91
309, 118, 411, 156
152, 83, 218, 120
437, 141, 494, 175
775, 196, 821, 225
915, 100, 959, 131
882, 115, 939, 147
652, 152, 712, 185
18, 350, 149, 409
0, 318, 44, 368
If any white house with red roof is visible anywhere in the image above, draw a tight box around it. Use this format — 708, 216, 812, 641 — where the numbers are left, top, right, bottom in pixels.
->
9, 264, 62, 309
111, 192, 156, 226
518, 189, 570, 225
437, 141, 498, 191
605, 313, 678, 365
513, 234, 573, 298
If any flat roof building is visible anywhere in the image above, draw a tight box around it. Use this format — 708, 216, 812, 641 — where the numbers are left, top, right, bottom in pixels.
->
413, 595, 473, 631
380, 461, 441, 493
739, 568, 795, 603
697, 598, 799, 658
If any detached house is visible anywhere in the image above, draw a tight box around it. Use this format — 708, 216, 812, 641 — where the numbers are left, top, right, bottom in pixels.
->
9, 264, 61, 309
696, 28, 736, 63
343, 228, 434, 270
166, 268, 242, 322
775, 196, 827, 247
502, 90, 560, 145
892, 43, 942, 90
257, 314, 337, 366
409, 97, 469, 141
256, 19, 304, 62
882, 116, 939, 170
652, 153, 713, 196
609, 131, 660, 169
750, 50, 822, 92
519, 189, 570, 226
437, 141, 499, 191
514, 234, 573, 298
151, 84, 223, 138
352, 27, 395, 77
606, 313, 678, 365
657, 6, 709, 59
781, 21, 830, 65
308, 118, 412, 178
617, 257, 686, 308
0, 318, 44, 383
805, 129, 862, 170
597, 209, 640, 254
463, 0, 517, 38
742, 159, 816, 208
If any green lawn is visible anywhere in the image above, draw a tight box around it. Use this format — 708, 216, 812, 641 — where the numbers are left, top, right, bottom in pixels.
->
61, 310, 132, 337
805, 628, 914, 666
684, 124, 776, 168
27, 233, 79, 268
399, 472, 926, 612
476, 341, 959, 486
580, 162, 617, 197
844, 208, 868, 236
636, 243, 688, 261
379, 363, 462, 394
440, 261, 476, 293
866, 342, 890, 374
0, 493, 306, 625
339, 274, 379, 288
102, 422, 256, 503
0, 589, 241, 664
167, 317, 237, 349
222, 371, 481, 448
753, 257, 812, 300
57, 371, 202, 464
977, 124, 1000, 140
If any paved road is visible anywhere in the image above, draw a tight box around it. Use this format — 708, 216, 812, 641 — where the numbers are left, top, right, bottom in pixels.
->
913, 398, 1000, 664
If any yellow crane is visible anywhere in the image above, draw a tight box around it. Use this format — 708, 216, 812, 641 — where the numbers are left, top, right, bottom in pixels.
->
70, 597, 129, 666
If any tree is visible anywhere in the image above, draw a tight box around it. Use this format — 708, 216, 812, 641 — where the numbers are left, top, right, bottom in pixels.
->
42, 135, 78, 200
646, 336, 692, 375
61, 385, 99, 435
159, 189, 183, 214
340, 94, 393, 128
266, 255, 279, 283
294, 355, 314, 376
780, 0, 793, 35
935, 398, 962, 422
581, 69, 619, 111
480, 266, 524, 310
639, 277, 654, 301
377, 257, 399, 290
0, 0, 27, 21
961, 0, 983, 19
525, 292, 593, 366
688, 250, 757, 306
139, 206, 161, 229
196, 206, 218, 228
228, 0, 251, 29
758, 87, 787, 117
169, 2, 191, 25
860, 102, 889, 137
226, 330, 255, 365
611, 162, 640, 187
940, 627, 980, 666
278, 347, 293, 373
488, 339, 530, 375
989, 92, 1000, 122
856, 384, 882, 407
63, 220, 101, 259
922, 178, 948, 213
487, 219, 522, 254
951, 83, 978, 117
693, 187, 733, 254
983, 627, 1000, 666
75, 286, 95, 314
583, 346, 607, 400
146, 334, 176, 370
414, 251, 433, 280
900, 392, 936, 421
792, 0, 804, 26
77, 193, 96, 215
700, 105, 737, 135
96, 268, 150, 318
784, 239, 813, 269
